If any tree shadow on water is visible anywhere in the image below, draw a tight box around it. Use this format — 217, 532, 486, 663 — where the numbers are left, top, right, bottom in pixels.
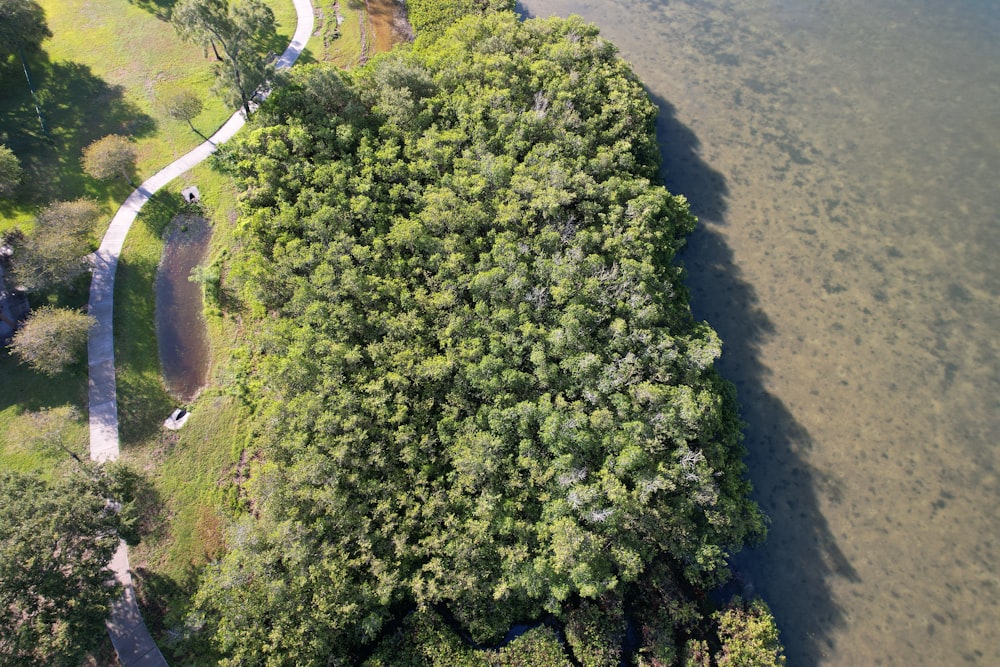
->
651, 91, 858, 666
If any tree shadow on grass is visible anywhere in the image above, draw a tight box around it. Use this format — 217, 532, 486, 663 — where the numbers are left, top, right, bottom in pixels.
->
0, 268, 94, 419
650, 90, 857, 666
132, 544, 222, 663
125, 0, 179, 22
132, 564, 198, 638
0, 51, 156, 213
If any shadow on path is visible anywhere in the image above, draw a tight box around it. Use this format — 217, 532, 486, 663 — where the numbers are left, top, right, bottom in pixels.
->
650, 91, 857, 665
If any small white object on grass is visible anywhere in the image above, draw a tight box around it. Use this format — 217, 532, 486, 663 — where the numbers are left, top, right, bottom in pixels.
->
164, 408, 191, 430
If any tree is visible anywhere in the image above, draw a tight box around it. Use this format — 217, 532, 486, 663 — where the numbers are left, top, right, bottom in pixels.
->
0, 0, 50, 59
0, 469, 122, 666
407, 0, 515, 39
81, 134, 137, 185
9, 198, 100, 291
714, 597, 786, 667
192, 8, 775, 663
9, 306, 93, 375
0, 0, 52, 136
172, 0, 276, 116
0, 144, 21, 195
163, 90, 206, 138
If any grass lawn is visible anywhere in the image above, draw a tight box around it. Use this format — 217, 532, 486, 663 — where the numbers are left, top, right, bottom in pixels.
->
0, 0, 299, 459
0, 270, 91, 474
312, 0, 366, 68
0, 351, 90, 473
0, 0, 299, 234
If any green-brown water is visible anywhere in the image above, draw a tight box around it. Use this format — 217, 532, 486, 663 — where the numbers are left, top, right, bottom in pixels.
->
156, 216, 210, 403
517, 1, 999, 664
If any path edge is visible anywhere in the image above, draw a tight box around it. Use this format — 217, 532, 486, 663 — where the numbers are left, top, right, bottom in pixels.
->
87, 4, 315, 665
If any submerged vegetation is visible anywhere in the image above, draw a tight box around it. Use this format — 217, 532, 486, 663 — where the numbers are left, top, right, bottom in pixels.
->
185, 3, 784, 664
2, 0, 786, 663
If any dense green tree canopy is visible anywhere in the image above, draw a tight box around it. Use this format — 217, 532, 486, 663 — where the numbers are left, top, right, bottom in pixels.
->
0, 0, 50, 57
195, 10, 768, 664
9, 306, 93, 375
0, 144, 20, 195
0, 469, 122, 667
81, 134, 137, 184
407, 0, 515, 40
714, 598, 786, 667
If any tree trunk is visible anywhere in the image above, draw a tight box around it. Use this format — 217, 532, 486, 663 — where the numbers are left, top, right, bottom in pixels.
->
187, 119, 208, 141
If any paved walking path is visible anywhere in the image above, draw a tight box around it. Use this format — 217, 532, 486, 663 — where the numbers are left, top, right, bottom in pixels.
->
88, 3, 314, 664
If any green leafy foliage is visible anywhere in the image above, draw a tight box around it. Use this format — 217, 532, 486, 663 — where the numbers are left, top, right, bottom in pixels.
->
0, 144, 20, 196
681, 639, 711, 667
407, 0, 516, 40
365, 609, 571, 667
164, 90, 206, 135
0, 468, 123, 666
632, 559, 700, 666
193, 9, 768, 664
172, 0, 277, 115
0, 0, 50, 57
564, 593, 626, 667
714, 597, 786, 667
81, 134, 138, 184
9, 306, 93, 376
9, 198, 100, 291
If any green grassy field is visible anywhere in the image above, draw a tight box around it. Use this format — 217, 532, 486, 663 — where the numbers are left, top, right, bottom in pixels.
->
0, 0, 299, 233
313, 0, 366, 68
0, 0, 305, 469
0, 265, 91, 474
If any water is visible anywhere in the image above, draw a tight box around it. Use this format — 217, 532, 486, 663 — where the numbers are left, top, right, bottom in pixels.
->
369, 0, 413, 51
516, 1, 999, 664
155, 216, 211, 404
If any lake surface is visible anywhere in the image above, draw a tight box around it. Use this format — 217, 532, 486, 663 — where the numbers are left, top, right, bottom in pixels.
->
155, 215, 211, 404
517, 1, 999, 665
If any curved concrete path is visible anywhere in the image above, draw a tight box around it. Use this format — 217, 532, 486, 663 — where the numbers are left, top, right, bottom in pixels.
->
88, 3, 314, 664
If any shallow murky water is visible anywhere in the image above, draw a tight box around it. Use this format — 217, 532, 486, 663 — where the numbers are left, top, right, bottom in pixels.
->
516, 1, 1000, 664
369, 0, 413, 53
156, 216, 211, 404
